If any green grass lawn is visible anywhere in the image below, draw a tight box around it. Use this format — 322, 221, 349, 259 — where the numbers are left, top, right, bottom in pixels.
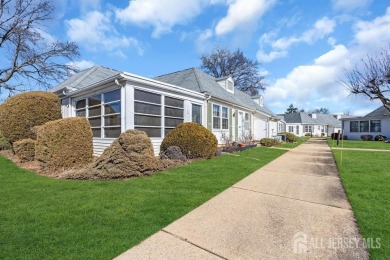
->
0, 147, 286, 259
332, 150, 389, 259
328, 138, 390, 150
278, 136, 310, 149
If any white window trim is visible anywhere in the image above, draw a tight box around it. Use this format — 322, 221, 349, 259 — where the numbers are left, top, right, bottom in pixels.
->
212, 103, 230, 130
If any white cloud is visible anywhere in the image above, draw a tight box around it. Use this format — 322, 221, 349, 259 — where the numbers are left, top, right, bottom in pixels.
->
257, 17, 336, 63
215, 0, 276, 36
65, 11, 143, 56
264, 8, 390, 114
332, 0, 372, 11
115, 0, 205, 38
196, 28, 214, 52
67, 60, 95, 71
264, 45, 350, 112
352, 7, 390, 54
78, 0, 101, 13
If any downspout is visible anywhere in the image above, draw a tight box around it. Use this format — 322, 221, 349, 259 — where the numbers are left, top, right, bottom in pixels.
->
205, 92, 212, 129
114, 79, 126, 133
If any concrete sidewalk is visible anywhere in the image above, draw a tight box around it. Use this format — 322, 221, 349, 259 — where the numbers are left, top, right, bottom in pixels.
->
115, 139, 369, 259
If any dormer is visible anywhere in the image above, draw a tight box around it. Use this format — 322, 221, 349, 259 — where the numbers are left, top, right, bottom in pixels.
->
251, 95, 264, 107
216, 75, 234, 94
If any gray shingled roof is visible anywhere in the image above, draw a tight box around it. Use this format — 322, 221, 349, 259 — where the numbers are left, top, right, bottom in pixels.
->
154, 68, 276, 117
50, 66, 120, 93
279, 112, 341, 127
364, 106, 390, 117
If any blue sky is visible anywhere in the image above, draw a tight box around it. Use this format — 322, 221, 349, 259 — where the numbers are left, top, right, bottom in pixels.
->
47, 0, 390, 115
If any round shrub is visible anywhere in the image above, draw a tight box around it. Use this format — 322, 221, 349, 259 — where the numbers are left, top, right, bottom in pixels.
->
161, 123, 217, 159
0, 91, 61, 144
360, 135, 373, 141
374, 135, 387, 141
0, 130, 11, 151
259, 138, 280, 147
278, 132, 297, 142
13, 138, 36, 162
35, 117, 93, 169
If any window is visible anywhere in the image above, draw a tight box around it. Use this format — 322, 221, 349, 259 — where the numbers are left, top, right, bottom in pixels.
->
164, 96, 184, 135
350, 121, 358, 132
360, 121, 369, 132
244, 112, 249, 131
192, 104, 202, 124
288, 126, 294, 132
134, 90, 185, 137
222, 107, 229, 129
304, 125, 313, 133
75, 89, 121, 138
134, 89, 162, 137
370, 120, 381, 132
296, 125, 299, 135
227, 80, 234, 92
213, 104, 220, 129
213, 104, 229, 129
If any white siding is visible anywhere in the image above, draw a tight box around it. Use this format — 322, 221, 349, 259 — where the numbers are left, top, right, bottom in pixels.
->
342, 118, 390, 140
93, 138, 115, 156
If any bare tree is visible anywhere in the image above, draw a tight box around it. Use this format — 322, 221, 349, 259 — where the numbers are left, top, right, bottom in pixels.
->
343, 47, 390, 112
200, 47, 265, 96
309, 107, 330, 114
0, 0, 79, 95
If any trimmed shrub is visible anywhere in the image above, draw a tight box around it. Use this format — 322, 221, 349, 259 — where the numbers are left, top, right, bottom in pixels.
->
161, 122, 217, 159
13, 138, 36, 162
259, 138, 280, 147
278, 132, 297, 143
374, 135, 387, 141
360, 135, 373, 141
35, 117, 93, 169
62, 130, 184, 179
0, 92, 61, 144
0, 130, 11, 150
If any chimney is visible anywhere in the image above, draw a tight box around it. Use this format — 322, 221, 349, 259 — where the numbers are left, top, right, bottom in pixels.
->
310, 113, 317, 119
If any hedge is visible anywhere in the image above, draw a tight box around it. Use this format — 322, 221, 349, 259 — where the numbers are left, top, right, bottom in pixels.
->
0, 92, 61, 144
35, 117, 93, 169
13, 138, 36, 162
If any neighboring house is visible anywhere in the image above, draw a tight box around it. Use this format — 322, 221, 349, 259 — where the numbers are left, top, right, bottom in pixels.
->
278, 112, 342, 137
341, 106, 390, 140
51, 66, 280, 155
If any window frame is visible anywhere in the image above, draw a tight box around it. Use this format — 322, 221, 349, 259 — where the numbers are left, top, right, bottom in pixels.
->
192, 103, 202, 124
213, 104, 229, 130
134, 89, 162, 138
74, 88, 121, 139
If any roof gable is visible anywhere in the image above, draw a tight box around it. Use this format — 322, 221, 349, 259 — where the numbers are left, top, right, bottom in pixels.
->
364, 106, 390, 117
50, 66, 120, 93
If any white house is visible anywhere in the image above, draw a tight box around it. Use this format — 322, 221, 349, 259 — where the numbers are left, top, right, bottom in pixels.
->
341, 106, 390, 140
278, 112, 342, 137
51, 66, 281, 155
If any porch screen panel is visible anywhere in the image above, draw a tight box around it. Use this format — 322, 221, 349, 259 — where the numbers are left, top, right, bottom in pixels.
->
164, 96, 184, 135
134, 89, 162, 137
